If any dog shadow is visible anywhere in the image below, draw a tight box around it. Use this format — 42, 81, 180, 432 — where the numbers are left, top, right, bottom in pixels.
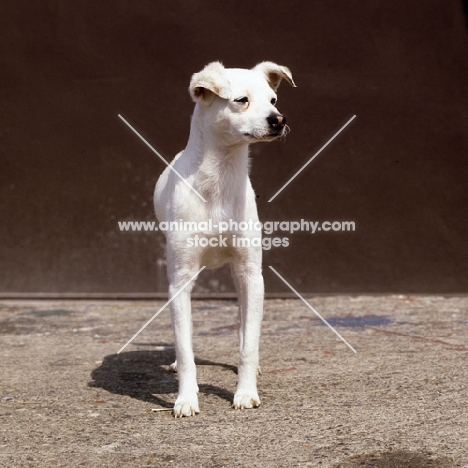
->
88, 346, 236, 408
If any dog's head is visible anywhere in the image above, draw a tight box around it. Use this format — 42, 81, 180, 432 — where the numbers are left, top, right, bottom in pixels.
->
189, 61, 296, 144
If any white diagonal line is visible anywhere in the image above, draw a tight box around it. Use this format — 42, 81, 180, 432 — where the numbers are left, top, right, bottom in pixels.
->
268, 115, 356, 202
268, 266, 357, 353
117, 266, 206, 354
118, 114, 207, 203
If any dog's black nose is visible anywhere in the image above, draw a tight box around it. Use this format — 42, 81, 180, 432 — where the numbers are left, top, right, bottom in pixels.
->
267, 113, 286, 130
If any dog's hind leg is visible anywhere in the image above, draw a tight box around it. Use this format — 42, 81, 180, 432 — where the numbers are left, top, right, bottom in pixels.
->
230, 262, 244, 351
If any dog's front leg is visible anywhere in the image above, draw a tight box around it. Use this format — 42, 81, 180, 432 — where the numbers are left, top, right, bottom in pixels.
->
232, 256, 264, 410
169, 274, 199, 418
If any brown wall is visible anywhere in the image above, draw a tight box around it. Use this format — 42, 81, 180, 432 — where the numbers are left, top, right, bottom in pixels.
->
1, 1, 467, 296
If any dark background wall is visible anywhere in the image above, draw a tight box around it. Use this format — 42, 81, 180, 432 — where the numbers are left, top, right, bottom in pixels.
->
1, 1, 467, 296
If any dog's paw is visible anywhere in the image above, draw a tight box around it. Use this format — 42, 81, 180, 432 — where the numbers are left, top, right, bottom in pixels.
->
173, 394, 199, 418
170, 360, 177, 372
232, 391, 261, 410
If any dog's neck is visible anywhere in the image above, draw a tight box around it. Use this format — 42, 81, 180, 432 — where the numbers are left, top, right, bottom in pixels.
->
186, 106, 251, 214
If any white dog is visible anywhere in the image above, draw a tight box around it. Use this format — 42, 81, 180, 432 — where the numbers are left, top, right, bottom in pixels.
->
154, 61, 295, 417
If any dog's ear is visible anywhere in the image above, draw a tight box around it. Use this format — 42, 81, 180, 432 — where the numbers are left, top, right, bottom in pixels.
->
253, 62, 296, 91
189, 62, 231, 105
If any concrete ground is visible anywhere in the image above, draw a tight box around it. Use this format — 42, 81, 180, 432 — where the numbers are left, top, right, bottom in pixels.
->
0, 296, 467, 467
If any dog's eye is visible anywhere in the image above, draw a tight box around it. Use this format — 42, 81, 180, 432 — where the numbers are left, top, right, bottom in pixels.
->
271, 98, 277, 106
234, 97, 249, 104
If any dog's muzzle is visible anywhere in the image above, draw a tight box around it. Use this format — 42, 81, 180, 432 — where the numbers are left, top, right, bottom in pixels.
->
267, 113, 286, 136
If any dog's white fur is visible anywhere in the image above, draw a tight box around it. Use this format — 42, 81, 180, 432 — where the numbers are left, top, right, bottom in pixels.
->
154, 61, 295, 417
